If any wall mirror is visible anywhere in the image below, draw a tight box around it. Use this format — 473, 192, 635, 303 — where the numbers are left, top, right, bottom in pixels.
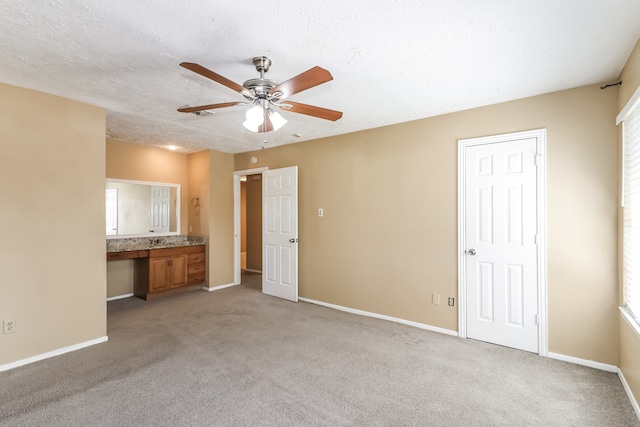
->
106, 178, 180, 238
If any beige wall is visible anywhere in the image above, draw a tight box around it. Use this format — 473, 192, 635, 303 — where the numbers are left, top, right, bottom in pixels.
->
208, 150, 235, 287
0, 84, 106, 365
187, 150, 210, 237
618, 36, 640, 410
246, 175, 262, 271
235, 83, 620, 365
187, 150, 211, 286
619, 38, 640, 113
105, 140, 190, 297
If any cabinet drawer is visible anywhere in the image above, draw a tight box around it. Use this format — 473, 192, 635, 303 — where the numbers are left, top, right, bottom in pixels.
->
188, 263, 205, 275
188, 271, 204, 285
188, 272, 205, 284
188, 252, 205, 265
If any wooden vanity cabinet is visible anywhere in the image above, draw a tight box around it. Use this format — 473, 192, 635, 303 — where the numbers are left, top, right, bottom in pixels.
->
187, 251, 206, 285
134, 245, 205, 300
149, 254, 188, 292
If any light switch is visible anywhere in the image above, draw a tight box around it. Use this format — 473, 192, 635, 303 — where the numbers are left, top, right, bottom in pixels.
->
318, 208, 324, 217
432, 293, 440, 305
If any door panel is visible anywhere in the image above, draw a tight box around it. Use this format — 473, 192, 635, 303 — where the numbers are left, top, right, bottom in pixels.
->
262, 166, 298, 302
507, 185, 523, 244
477, 262, 494, 322
478, 186, 493, 243
151, 186, 170, 233
265, 243, 277, 283
465, 137, 538, 353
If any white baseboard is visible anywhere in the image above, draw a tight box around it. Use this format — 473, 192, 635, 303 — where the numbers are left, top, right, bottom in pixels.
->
547, 352, 618, 373
547, 352, 638, 421
202, 282, 236, 292
619, 369, 640, 421
106, 293, 133, 302
0, 336, 108, 373
299, 297, 458, 337
244, 269, 262, 274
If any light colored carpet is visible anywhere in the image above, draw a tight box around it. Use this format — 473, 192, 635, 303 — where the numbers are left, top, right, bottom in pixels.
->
1, 273, 638, 426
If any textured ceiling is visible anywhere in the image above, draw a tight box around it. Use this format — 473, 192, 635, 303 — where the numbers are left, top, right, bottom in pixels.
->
1, 1, 639, 154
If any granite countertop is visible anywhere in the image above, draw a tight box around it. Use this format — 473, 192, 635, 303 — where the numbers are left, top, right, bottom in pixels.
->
107, 235, 206, 253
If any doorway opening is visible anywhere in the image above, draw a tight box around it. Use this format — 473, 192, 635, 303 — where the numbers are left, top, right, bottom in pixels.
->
241, 174, 263, 289
234, 167, 268, 287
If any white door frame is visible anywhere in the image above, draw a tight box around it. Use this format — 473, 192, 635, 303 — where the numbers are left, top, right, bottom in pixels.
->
233, 167, 269, 285
457, 128, 548, 356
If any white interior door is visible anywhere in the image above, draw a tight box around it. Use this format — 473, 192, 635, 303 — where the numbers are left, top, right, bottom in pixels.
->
463, 136, 539, 353
150, 186, 170, 233
262, 166, 298, 302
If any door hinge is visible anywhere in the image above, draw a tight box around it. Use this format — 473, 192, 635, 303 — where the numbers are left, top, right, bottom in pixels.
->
534, 234, 538, 245
535, 154, 542, 166
534, 314, 539, 325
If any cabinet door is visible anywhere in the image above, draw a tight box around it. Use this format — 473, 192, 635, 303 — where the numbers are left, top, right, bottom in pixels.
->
149, 258, 169, 292
168, 255, 188, 288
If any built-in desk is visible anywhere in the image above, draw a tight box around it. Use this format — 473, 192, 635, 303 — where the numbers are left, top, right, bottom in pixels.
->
107, 236, 206, 300
106, 250, 149, 261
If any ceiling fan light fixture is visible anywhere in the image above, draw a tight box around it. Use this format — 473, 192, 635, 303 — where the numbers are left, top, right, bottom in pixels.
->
243, 105, 288, 133
242, 105, 264, 132
269, 110, 287, 131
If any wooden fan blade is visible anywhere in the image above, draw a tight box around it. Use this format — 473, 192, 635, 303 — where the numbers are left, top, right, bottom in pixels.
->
177, 102, 239, 113
180, 62, 247, 94
269, 66, 333, 98
280, 101, 343, 121
258, 112, 274, 133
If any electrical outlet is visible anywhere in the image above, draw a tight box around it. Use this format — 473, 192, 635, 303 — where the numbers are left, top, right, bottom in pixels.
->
4, 318, 16, 334
448, 297, 455, 307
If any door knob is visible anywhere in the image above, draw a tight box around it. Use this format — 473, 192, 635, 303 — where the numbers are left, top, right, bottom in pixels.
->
467, 249, 476, 256
289, 238, 298, 243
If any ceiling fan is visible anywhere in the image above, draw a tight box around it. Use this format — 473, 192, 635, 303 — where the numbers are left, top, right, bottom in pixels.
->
178, 56, 343, 133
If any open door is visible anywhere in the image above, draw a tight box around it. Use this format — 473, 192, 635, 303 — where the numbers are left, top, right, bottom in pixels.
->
262, 166, 298, 302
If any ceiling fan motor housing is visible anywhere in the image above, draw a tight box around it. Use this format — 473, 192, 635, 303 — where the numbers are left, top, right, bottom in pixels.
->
243, 78, 277, 96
